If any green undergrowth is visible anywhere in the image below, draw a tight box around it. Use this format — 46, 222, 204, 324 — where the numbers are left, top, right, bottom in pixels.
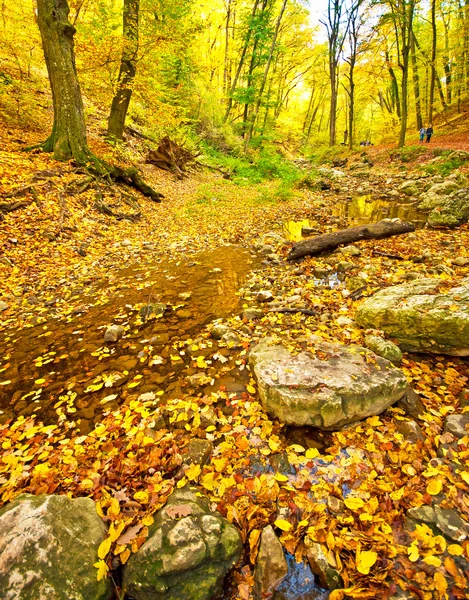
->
424, 150, 466, 176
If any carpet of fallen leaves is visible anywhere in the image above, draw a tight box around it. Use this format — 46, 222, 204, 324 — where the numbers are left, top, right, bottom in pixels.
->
1, 127, 469, 600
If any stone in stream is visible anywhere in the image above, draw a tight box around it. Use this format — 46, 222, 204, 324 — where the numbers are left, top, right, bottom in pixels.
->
123, 487, 242, 600
104, 324, 124, 343
444, 414, 469, 439
139, 302, 167, 318
356, 278, 469, 356
0, 301, 9, 312
0, 494, 112, 600
253, 525, 288, 599
248, 338, 408, 430
305, 541, 342, 591
399, 180, 419, 196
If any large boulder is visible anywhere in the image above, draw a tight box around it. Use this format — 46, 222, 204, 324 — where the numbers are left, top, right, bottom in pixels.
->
427, 188, 469, 228
0, 494, 112, 600
123, 487, 242, 600
355, 278, 469, 356
418, 180, 460, 210
248, 338, 408, 430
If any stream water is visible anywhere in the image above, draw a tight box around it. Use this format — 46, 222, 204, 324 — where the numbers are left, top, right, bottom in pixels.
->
0, 246, 260, 430
331, 194, 428, 228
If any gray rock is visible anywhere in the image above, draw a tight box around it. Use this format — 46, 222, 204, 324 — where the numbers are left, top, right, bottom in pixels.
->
123, 487, 242, 600
452, 257, 469, 267
399, 181, 419, 196
306, 542, 342, 590
104, 324, 124, 343
0, 494, 112, 600
364, 335, 402, 365
435, 506, 469, 542
346, 276, 367, 292
340, 245, 362, 257
355, 278, 469, 356
396, 388, 426, 419
221, 331, 241, 348
427, 188, 469, 228
182, 439, 213, 468
210, 323, 230, 340
407, 506, 436, 523
460, 389, 469, 408
393, 418, 423, 443
444, 414, 469, 438
253, 525, 288, 599
257, 291, 274, 303
0, 301, 9, 312
243, 308, 264, 320
419, 181, 460, 210
248, 338, 408, 430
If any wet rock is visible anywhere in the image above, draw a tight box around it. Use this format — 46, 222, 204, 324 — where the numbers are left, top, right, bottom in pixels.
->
221, 331, 241, 348
345, 276, 367, 292
123, 487, 242, 600
139, 302, 167, 318
243, 308, 264, 320
356, 278, 469, 356
0, 494, 112, 600
327, 496, 345, 514
435, 506, 469, 542
176, 309, 192, 319
407, 506, 436, 524
269, 453, 295, 476
254, 525, 288, 599
182, 439, 213, 468
305, 541, 342, 590
444, 414, 469, 438
393, 418, 423, 443
0, 301, 9, 312
364, 335, 402, 365
397, 388, 426, 419
210, 323, 231, 340
104, 325, 124, 343
419, 181, 460, 210
459, 389, 469, 408
249, 338, 407, 429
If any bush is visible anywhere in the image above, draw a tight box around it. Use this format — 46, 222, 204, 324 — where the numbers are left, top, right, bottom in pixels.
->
424, 157, 465, 177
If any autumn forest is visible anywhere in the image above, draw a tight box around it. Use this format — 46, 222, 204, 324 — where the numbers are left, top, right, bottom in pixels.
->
1, 0, 469, 599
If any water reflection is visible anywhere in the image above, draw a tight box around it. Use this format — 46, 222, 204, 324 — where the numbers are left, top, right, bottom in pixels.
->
0, 247, 259, 427
332, 194, 427, 228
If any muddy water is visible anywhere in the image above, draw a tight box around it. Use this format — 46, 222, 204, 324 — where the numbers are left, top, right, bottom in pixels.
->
0, 246, 260, 429
332, 194, 427, 228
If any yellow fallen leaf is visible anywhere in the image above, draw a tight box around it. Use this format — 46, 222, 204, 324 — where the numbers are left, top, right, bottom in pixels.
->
134, 491, 149, 504
34, 378, 46, 385
97, 537, 112, 559
142, 515, 154, 527
274, 473, 289, 482
426, 479, 443, 495
356, 550, 377, 575
246, 384, 256, 394
94, 560, 109, 581
305, 447, 319, 459
434, 572, 448, 595
120, 548, 131, 564
408, 544, 419, 562
186, 463, 201, 481
344, 497, 365, 510
423, 555, 441, 567
459, 471, 469, 485
274, 519, 292, 531
447, 544, 464, 556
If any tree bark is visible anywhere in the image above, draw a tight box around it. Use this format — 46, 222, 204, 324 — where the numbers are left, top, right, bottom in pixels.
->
410, 31, 423, 130
428, 0, 437, 124
36, 0, 89, 162
107, 0, 140, 141
287, 219, 415, 261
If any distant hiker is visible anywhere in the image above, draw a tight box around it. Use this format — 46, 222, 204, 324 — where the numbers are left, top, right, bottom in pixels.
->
426, 125, 433, 143
343, 130, 348, 145
419, 127, 426, 142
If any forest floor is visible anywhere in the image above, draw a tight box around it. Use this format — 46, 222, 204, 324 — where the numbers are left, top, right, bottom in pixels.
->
1, 125, 469, 600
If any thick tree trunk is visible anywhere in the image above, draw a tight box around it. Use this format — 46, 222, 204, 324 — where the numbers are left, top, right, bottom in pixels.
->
36, 0, 89, 162
287, 219, 415, 261
107, 0, 139, 141
428, 0, 437, 124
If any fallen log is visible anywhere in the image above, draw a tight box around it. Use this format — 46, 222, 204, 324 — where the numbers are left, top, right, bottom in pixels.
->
287, 218, 415, 261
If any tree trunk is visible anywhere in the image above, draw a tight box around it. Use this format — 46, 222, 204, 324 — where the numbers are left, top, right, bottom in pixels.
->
107, 0, 139, 141
224, 0, 232, 95
36, 0, 89, 162
428, 0, 437, 124
244, 0, 288, 150
411, 31, 423, 130
287, 219, 415, 261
